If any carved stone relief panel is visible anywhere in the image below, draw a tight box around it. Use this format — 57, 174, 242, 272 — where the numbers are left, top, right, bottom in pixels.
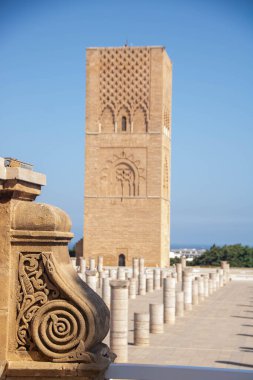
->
16, 252, 111, 363
99, 149, 146, 198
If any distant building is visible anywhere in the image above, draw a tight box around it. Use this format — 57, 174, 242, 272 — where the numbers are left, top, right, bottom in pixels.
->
170, 248, 206, 261
83, 46, 172, 267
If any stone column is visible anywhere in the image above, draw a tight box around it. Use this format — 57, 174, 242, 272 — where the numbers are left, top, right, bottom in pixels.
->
132, 257, 139, 278
153, 268, 161, 290
99, 270, 106, 289
181, 256, 187, 269
208, 274, 213, 295
183, 268, 192, 311
198, 276, 205, 302
117, 267, 125, 280
216, 270, 220, 289
138, 273, 146, 295
221, 261, 230, 284
139, 257, 145, 275
204, 274, 209, 297
98, 256, 103, 273
192, 279, 199, 306
102, 277, 111, 308
110, 280, 129, 363
129, 277, 136, 299
218, 269, 224, 287
110, 268, 117, 280
146, 277, 153, 293
172, 271, 178, 282
80, 257, 86, 274
160, 269, 168, 287
210, 272, 217, 292
89, 258, 96, 271
79, 257, 86, 281
176, 263, 183, 282
149, 304, 164, 334
86, 270, 97, 292
163, 277, 176, 324
134, 313, 149, 346
176, 291, 184, 317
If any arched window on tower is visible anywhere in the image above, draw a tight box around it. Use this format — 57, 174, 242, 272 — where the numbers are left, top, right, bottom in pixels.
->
122, 116, 127, 132
118, 254, 126, 266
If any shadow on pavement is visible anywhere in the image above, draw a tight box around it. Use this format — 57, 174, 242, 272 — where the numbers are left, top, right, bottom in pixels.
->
231, 315, 253, 319
216, 360, 253, 369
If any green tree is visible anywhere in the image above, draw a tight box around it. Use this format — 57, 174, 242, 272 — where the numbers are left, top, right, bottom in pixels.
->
191, 244, 253, 267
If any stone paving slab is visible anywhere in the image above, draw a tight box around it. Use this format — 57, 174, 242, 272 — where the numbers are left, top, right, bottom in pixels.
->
127, 281, 253, 369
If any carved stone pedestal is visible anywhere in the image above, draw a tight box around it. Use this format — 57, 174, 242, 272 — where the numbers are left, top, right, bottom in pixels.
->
0, 158, 115, 380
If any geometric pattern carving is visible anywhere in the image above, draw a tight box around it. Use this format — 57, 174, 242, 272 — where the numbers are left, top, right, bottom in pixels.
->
99, 47, 150, 127
16, 252, 113, 364
163, 106, 170, 130
163, 157, 169, 198
100, 151, 146, 197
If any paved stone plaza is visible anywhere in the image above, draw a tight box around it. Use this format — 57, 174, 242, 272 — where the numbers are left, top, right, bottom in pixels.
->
126, 281, 253, 369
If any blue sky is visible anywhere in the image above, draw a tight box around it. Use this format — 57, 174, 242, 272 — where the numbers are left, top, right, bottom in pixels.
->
1, 0, 252, 247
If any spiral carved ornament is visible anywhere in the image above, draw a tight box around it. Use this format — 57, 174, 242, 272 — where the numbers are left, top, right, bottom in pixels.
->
32, 300, 86, 359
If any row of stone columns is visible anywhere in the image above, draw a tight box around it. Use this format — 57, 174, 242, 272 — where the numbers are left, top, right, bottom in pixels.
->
74, 256, 230, 363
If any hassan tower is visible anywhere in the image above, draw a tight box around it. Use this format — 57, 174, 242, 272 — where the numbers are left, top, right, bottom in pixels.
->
83, 46, 172, 267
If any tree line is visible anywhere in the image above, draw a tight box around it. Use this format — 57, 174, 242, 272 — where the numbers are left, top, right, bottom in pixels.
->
171, 244, 253, 267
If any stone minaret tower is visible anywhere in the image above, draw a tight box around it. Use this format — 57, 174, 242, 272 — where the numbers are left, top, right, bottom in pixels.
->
84, 46, 172, 267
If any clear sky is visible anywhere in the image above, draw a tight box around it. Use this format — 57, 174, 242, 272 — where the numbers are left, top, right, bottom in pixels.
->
1, 0, 253, 247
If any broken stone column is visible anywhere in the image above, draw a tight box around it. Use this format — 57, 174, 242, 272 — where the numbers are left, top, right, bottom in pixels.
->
146, 277, 154, 293
204, 274, 209, 297
89, 258, 96, 271
86, 270, 97, 292
102, 277, 111, 308
218, 268, 224, 287
132, 257, 139, 278
176, 291, 184, 317
160, 269, 168, 287
117, 267, 125, 280
98, 255, 103, 272
221, 261, 230, 285
0, 158, 114, 379
139, 257, 145, 275
192, 279, 199, 306
172, 271, 178, 282
208, 274, 213, 295
138, 273, 146, 295
176, 263, 183, 282
129, 277, 136, 299
198, 276, 205, 302
210, 272, 217, 292
99, 270, 106, 289
80, 257, 86, 273
181, 256, 187, 269
134, 313, 149, 346
183, 268, 193, 311
79, 257, 86, 281
110, 280, 129, 363
110, 268, 117, 280
163, 277, 176, 324
153, 268, 161, 290
149, 304, 164, 334
216, 269, 220, 289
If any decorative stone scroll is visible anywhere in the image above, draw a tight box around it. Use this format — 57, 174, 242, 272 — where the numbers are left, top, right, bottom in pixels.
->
16, 251, 114, 364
